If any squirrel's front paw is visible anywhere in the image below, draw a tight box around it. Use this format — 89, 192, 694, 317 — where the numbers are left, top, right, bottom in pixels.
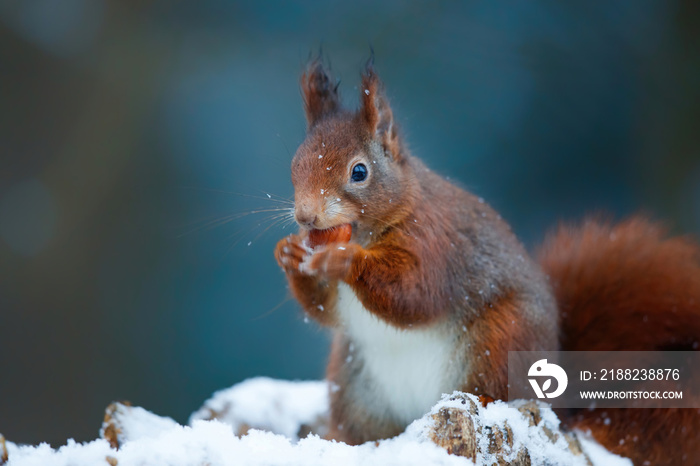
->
274, 234, 311, 274
300, 243, 361, 281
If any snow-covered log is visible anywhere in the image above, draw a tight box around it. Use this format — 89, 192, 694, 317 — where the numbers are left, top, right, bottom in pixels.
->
1, 378, 631, 465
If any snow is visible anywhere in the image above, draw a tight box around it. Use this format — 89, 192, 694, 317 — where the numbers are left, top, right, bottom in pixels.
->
578, 434, 633, 466
190, 377, 329, 441
3, 378, 631, 466
6, 439, 113, 466
102, 403, 179, 444
7, 412, 464, 466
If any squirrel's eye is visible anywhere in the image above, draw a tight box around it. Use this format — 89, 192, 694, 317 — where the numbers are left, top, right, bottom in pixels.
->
351, 163, 368, 183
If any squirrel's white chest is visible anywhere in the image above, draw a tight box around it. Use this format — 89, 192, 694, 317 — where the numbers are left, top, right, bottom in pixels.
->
335, 283, 462, 425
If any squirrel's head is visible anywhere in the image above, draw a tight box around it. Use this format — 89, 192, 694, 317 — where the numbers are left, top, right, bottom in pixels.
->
290, 59, 414, 239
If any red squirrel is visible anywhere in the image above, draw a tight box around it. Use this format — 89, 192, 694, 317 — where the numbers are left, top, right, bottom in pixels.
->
274, 59, 700, 465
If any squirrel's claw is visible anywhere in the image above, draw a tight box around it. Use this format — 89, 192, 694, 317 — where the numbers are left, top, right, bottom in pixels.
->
300, 243, 359, 281
274, 234, 309, 273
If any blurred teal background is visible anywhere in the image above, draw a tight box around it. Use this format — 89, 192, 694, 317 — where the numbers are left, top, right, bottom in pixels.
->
1, 0, 699, 445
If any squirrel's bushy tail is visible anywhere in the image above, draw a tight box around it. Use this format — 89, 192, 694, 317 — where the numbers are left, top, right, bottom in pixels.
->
538, 216, 700, 465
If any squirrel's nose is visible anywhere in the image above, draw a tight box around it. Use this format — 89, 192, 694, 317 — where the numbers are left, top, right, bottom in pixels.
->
295, 205, 318, 228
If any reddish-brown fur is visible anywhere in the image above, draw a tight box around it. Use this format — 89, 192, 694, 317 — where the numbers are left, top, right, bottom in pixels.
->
465, 291, 544, 401
538, 217, 700, 464
274, 59, 700, 465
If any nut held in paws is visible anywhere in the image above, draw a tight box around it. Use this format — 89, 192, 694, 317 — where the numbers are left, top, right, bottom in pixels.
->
308, 224, 352, 248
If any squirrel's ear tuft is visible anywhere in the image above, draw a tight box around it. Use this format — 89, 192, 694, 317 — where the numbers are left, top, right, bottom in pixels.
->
359, 62, 400, 158
300, 59, 340, 129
